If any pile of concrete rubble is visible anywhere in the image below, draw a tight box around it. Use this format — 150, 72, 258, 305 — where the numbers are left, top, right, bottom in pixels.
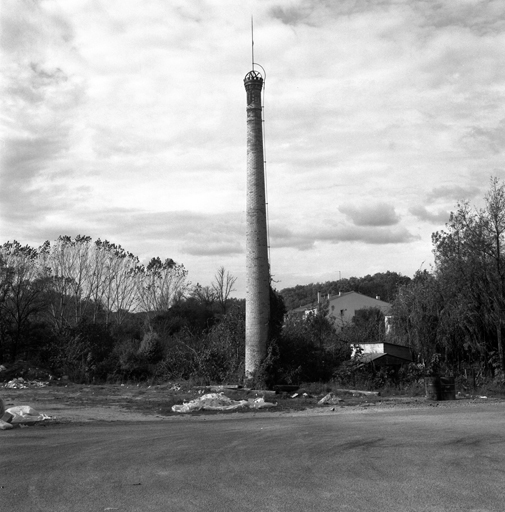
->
0, 363, 52, 389
172, 392, 277, 413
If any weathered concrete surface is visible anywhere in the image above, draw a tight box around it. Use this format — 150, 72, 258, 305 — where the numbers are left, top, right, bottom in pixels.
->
1, 402, 504, 511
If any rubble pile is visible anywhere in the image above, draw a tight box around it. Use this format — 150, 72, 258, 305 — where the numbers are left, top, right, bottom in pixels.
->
318, 392, 344, 405
172, 392, 277, 413
0, 361, 53, 383
4, 377, 49, 389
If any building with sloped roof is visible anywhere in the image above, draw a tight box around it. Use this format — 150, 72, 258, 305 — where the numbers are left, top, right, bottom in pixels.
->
351, 341, 413, 366
326, 291, 391, 331
290, 291, 392, 331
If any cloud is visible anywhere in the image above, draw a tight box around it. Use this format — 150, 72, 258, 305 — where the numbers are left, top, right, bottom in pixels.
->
0, 1, 86, 226
182, 241, 243, 256
426, 185, 480, 202
409, 206, 449, 224
338, 203, 400, 226
269, 224, 315, 251
2, 0, 505, 295
26, 208, 246, 259
461, 121, 505, 156
269, 221, 417, 249
317, 225, 418, 245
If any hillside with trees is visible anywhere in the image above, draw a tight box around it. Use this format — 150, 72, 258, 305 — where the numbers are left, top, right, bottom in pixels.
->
280, 271, 412, 310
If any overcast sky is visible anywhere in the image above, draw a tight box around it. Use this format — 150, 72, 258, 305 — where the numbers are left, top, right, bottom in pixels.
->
2, 0, 505, 296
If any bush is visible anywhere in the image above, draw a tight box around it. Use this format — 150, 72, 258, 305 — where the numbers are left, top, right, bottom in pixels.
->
268, 311, 349, 385
138, 331, 163, 363
110, 338, 150, 381
47, 321, 117, 382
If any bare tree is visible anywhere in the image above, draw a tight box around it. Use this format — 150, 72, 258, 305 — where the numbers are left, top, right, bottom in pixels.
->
0, 242, 51, 360
212, 266, 237, 314
136, 257, 189, 321
191, 283, 216, 307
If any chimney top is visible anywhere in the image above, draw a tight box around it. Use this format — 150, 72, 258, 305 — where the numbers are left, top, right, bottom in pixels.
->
244, 70, 263, 85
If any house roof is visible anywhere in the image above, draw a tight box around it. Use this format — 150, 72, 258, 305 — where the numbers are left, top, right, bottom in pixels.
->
328, 291, 391, 307
357, 353, 387, 363
290, 291, 391, 313
356, 352, 412, 365
290, 304, 317, 314
357, 341, 410, 349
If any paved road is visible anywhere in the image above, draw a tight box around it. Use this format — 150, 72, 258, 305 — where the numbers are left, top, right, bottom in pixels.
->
1, 403, 504, 511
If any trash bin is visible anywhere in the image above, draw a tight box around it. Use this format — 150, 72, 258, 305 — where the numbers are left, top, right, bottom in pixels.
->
425, 376, 440, 400
439, 376, 456, 400
425, 376, 456, 400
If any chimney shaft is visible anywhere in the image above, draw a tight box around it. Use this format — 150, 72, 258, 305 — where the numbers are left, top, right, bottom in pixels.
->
244, 70, 270, 384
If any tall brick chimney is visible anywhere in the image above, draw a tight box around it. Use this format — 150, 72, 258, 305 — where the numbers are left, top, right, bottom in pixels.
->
244, 69, 270, 384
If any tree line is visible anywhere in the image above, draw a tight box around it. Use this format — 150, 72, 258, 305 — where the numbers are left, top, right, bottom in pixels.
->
2, 178, 505, 388
0, 235, 188, 361
0, 236, 247, 383
279, 271, 412, 310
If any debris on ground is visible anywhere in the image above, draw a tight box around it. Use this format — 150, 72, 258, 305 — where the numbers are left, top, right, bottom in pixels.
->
0, 398, 53, 430
332, 388, 380, 397
0, 361, 53, 383
291, 392, 312, 399
5, 378, 29, 389
248, 397, 277, 409
4, 377, 49, 389
194, 385, 241, 393
6, 405, 52, 424
249, 389, 277, 397
318, 392, 344, 405
172, 393, 277, 413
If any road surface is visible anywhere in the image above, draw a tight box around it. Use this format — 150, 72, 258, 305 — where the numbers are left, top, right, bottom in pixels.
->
1, 402, 504, 511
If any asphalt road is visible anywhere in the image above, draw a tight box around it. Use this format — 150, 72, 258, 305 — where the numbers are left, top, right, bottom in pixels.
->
1, 403, 504, 512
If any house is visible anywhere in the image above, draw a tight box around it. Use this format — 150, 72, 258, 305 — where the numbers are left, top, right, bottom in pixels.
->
290, 291, 391, 331
327, 291, 391, 330
351, 341, 413, 366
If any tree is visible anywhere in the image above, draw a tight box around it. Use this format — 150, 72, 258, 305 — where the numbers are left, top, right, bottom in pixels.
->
92, 240, 139, 326
275, 305, 347, 384
191, 283, 216, 307
390, 271, 446, 366
432, 177, 505, 375
211, 266, 237, 314
136, 257, 189, 321
0, 242, 51, 361
340, 307, 386, 346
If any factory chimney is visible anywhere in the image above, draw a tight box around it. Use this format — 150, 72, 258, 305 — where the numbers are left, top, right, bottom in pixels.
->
244, 68, 270, 384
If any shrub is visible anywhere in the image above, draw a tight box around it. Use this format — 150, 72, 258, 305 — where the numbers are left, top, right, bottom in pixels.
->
138, 331, 163, 363
269, 311, 349, 385
48, 321, 117, 382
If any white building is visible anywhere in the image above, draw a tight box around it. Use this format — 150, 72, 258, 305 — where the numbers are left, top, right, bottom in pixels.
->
290, 291, 392, 331
327, 291, 391, 331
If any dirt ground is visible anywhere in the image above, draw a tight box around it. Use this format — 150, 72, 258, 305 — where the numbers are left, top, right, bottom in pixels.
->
1, 381, 501, 424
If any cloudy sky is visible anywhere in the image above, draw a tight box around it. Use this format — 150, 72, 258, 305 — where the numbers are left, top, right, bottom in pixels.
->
2, 0, 505, 296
